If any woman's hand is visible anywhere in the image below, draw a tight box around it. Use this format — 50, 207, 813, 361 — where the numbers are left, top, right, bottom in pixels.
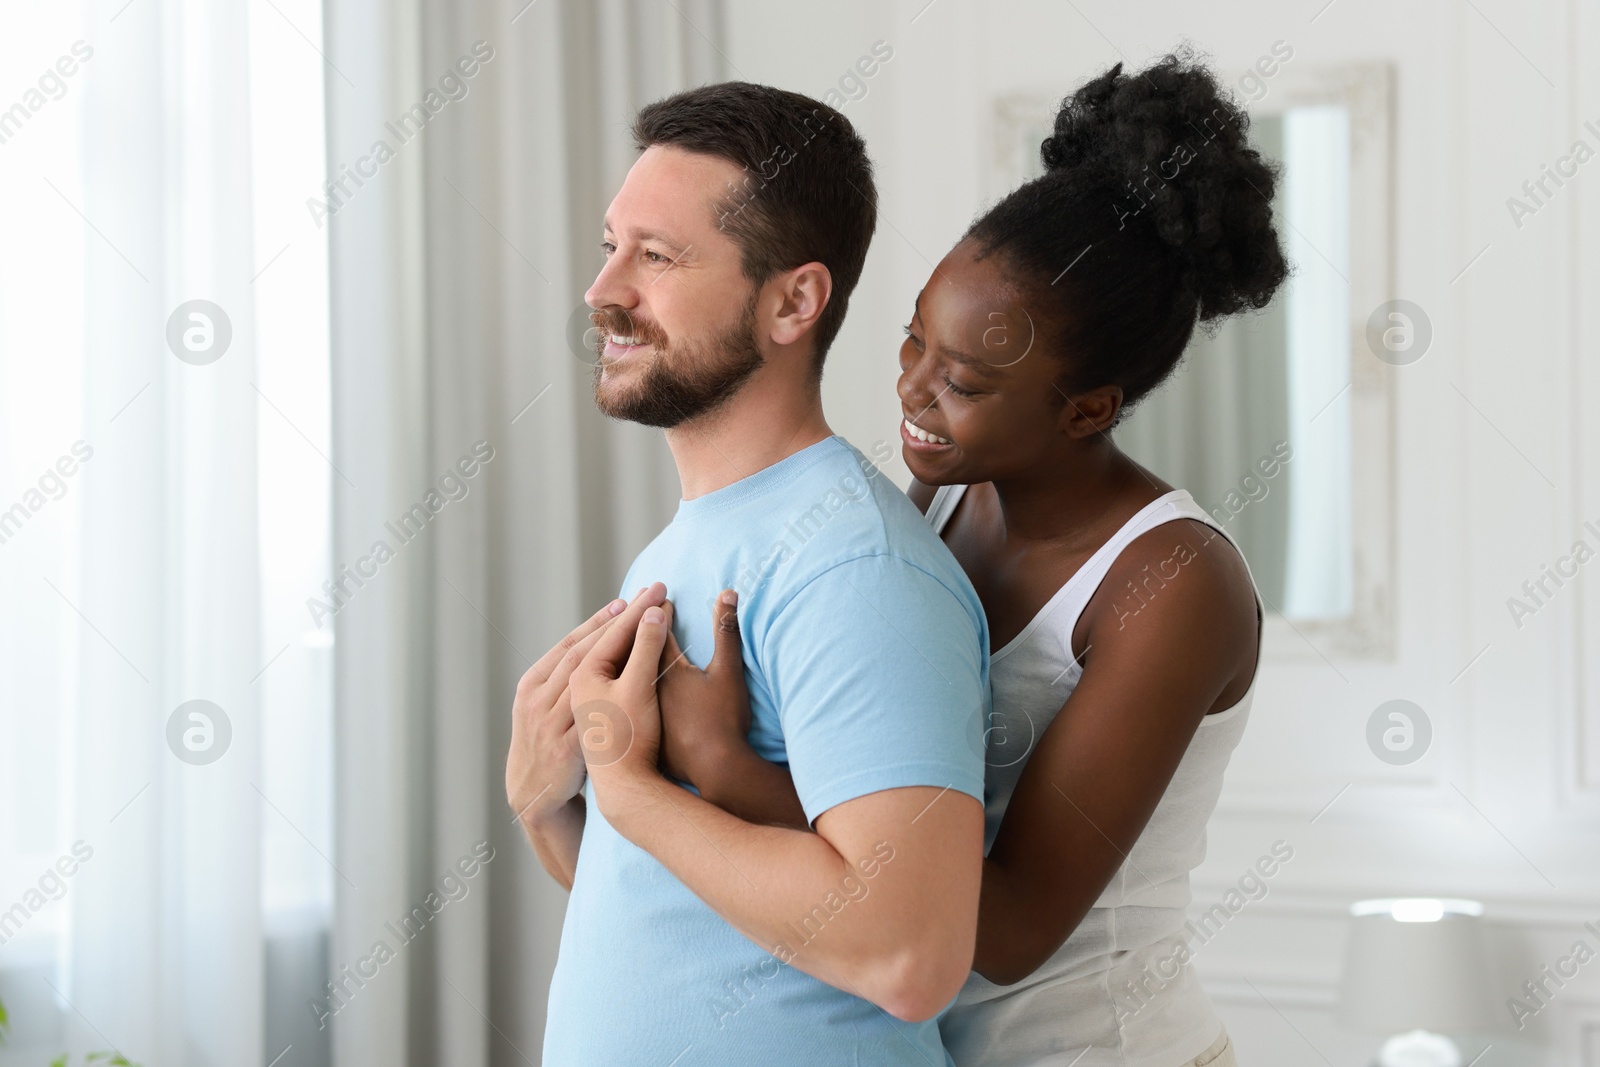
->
656, 590, 809, 830
657, 590, 752, 787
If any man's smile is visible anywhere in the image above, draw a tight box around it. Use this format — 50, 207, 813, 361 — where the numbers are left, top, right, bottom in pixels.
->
602, 334, 654, 361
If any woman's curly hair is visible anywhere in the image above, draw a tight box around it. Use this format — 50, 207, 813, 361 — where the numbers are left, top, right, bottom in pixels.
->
969, 49, 1290, 414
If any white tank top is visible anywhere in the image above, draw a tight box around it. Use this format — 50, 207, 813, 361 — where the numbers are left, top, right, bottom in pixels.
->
930, 485, 1261, 1067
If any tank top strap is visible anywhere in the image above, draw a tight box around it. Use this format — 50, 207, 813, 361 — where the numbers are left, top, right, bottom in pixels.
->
923, 484, 1263, 634
1070, 489, 1266, 626
923, 483, 969, 533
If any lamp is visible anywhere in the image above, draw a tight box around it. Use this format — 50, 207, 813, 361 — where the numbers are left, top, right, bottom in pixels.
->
1337, 898, 1498, 1067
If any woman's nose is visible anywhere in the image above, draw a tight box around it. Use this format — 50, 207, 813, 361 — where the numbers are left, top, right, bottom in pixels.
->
896, 345, 933, 410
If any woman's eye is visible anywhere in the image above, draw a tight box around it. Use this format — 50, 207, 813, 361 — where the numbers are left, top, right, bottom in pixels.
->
600, 241, 616, 256
902, 324, 923, 348
644, 250, 670, 264
944, 375, 978, 399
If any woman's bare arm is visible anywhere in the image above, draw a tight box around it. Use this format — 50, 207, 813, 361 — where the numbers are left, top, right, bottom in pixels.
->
657, 591, 809, 829
972, 521, 1259, 984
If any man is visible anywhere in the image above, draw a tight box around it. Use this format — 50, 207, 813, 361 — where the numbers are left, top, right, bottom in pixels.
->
506, 82, 988, 1065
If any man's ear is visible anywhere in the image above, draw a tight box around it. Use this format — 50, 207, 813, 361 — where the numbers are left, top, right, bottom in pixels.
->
1056, 383, 1123, 438
767, 261, 833, 348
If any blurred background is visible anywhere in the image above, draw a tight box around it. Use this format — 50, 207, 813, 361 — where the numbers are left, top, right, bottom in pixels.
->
1, 0, 1596, 1064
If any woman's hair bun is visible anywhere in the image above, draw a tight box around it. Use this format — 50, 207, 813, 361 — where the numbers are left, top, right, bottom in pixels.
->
1040, 51, 1287, 321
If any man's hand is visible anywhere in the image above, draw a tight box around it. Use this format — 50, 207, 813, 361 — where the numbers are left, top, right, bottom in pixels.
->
508, 585, 669, 889
658, 589, 751, 785
506, 601, 611, 826
570, 592, 676, 819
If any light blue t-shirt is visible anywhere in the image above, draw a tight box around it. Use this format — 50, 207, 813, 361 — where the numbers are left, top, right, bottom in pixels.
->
543, 435, 989, 1066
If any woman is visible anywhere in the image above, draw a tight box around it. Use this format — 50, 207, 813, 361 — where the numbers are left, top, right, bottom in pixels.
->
654, 53, 1286, 1067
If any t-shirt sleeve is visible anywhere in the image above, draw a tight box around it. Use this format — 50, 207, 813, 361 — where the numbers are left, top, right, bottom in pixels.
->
761, 553, 988, 824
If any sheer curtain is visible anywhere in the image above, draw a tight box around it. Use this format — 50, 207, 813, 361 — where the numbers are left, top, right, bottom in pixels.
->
1, 0, 333, 1064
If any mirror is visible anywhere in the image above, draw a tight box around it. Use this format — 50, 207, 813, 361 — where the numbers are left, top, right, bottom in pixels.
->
1117, 107, 1352, 619
992, 64, 1394, 657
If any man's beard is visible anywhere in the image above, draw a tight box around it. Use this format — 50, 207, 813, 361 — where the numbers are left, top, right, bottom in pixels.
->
590, 293, 765, 429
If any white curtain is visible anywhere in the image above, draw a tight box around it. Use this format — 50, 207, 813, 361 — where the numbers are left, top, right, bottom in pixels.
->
321, 0, 723, 1063
0, 0, 333, 1063
70, 0, 275, 1054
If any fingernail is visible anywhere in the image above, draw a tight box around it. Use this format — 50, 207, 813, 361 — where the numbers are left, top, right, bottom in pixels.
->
643, 607, 665, 625
719, 590, 738, 607
608, 599, 626, 616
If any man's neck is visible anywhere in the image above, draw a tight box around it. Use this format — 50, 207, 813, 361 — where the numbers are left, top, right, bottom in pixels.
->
662, 382, 833, 500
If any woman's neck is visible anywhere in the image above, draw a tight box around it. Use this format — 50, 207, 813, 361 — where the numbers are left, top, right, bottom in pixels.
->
987, 440, 1162, 548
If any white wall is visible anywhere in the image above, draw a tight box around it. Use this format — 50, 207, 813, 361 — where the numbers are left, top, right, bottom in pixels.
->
726, 2, 1600, 1063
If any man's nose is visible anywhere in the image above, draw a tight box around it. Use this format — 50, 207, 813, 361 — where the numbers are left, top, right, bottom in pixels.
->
585, 254, 638, 312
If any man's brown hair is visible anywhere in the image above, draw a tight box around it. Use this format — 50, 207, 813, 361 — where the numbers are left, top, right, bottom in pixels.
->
632, 82, 877, 373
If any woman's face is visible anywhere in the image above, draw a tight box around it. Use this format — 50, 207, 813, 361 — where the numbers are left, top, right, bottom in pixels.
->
896, 240, 1089, 486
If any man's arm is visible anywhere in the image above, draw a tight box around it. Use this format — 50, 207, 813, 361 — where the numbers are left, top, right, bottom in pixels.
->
608, 774, 981, 1022
573, 590, 987, 1021
518, 796, 586, 891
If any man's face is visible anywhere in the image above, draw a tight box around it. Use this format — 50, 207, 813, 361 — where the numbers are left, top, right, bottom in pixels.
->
586, 145, 765, 428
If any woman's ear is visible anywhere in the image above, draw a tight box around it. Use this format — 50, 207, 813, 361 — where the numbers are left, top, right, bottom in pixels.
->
767, 261, 833, 349
1056, 384, 1123, 438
